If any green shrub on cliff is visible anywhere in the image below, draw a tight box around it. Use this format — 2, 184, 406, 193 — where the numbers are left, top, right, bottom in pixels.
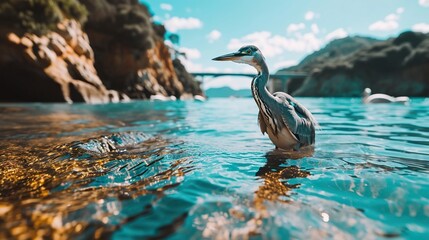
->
0, 0, 87, 34
79, 0, 157, 50
57, 0, 88, 23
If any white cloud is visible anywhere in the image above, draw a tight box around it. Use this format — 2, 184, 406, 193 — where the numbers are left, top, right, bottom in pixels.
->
203, 76, 252, 90
180, 63, 250, 90
204, 67, 220, 73
287, 23, 305, 33
239, 66, 257, 73
160, 3, 173, 11
369, 19, 398, 32
385, 13, 399, 22
207, 30, 222, 43
177, 50, 223, 74
305, 11, 315, 21
311, 24, 320, 34
179, 47, 201, 59
369, 8, 403, 32
227, 32, 282, 57
274, 60, 298, 70
412, 23, 429, 33
396, 7, 404, 14
177, 56, 203, 72
297, 33, 322, 51
164, 17, 203, 32
419, 0, 429, 7
152, 15, 161, 22
325, 28, 348, 41
182, 61, 202, 73
227, 31, 322, 57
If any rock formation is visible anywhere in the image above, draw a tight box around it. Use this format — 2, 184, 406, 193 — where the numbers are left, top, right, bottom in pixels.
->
0, 19, 125, 103
79, 0, 201, 100
278, 32, 429, 97
173, 59, 204, 99
0, 0, 202, 103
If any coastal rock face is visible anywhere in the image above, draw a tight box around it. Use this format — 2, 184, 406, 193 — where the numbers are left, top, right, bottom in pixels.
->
0, 0, 201, 103
173, 59, 204, 98
0, 19, 125, 103
79, 0, 200, 99
280, 32, 429, 97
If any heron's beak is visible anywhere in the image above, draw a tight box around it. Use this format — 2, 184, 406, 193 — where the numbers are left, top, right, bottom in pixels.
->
212, 52, 243, 61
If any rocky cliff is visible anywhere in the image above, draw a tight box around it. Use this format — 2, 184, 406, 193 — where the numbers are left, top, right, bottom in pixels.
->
279, 32, 429, 97
0, 0, 202, 103
0, 19, 126, 103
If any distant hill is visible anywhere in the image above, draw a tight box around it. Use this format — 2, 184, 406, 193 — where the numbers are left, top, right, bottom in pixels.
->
277, 32, 429, 97
205, 87, 251, 98
284, 36, 381, 73
277, 36, 382, 94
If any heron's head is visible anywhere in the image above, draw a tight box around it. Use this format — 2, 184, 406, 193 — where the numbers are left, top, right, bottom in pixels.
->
212, 45, 264, 69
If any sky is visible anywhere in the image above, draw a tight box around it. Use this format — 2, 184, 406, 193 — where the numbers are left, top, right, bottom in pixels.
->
140, 0, 429, 90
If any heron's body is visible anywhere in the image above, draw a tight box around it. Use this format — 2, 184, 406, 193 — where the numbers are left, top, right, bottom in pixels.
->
213, 45, 317, 150
265, 122, 298, 150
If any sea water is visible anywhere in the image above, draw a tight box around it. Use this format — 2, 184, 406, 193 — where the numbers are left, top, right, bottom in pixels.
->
0, 98, 428, 239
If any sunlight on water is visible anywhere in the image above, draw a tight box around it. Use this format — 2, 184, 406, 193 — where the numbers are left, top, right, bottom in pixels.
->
1, 98, 429, 239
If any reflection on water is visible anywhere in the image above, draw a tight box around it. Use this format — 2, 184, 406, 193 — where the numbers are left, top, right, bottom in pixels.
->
0, 131, 193, 239
255, 149, 313, 203
1, 98, 429, 239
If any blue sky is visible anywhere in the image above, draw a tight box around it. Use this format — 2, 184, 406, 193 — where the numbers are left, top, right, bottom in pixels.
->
140, 0, 429, 90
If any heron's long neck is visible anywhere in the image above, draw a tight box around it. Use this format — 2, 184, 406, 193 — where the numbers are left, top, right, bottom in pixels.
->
251, 58, 273, 105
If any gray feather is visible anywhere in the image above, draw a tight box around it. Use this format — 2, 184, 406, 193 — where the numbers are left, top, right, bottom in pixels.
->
272, 92, 317, 146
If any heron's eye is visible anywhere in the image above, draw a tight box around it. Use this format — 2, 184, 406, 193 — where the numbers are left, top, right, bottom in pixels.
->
245, 49, 252, 54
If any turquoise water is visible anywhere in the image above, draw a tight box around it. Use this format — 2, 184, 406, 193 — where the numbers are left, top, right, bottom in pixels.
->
1, 98, 429, 239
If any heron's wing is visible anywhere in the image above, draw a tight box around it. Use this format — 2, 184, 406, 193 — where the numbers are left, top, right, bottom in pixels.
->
273, 92, 317, 146
258, 111, 267, 135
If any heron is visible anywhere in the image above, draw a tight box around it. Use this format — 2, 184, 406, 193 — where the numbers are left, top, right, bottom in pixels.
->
212, 45, 317, 151
362, 88, 410, 104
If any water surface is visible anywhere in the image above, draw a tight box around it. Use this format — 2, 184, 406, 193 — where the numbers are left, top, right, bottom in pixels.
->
1, 98, 428, 239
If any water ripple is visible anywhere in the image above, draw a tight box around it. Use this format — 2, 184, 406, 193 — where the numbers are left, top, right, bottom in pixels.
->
1, 98, 429, 239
